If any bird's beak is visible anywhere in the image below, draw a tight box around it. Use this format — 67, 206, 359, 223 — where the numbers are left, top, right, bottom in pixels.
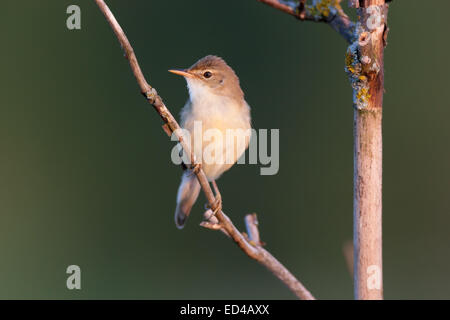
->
168, 69, 194, 78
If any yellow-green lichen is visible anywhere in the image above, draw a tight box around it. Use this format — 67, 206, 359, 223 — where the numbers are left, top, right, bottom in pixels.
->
345, 49, 356, 74
305, 0, 342, 19
356, 87, 371, 105
345, 30, 371, 110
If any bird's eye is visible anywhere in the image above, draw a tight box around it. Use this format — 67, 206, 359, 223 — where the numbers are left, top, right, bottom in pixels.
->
203, 71, 212, 78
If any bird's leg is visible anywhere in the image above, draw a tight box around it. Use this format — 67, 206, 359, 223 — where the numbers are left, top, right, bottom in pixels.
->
204, 180, 223, 218
188, 162, 202, 176
210, 180, 222, 216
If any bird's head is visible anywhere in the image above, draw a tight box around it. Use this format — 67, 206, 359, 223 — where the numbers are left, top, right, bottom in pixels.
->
169, 55, 244, 103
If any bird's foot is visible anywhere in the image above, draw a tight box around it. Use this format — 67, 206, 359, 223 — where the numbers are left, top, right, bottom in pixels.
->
189, 163, 202, 176
211, 193, 222, 216
205, 193, 222, 218
210, 180, 222, 216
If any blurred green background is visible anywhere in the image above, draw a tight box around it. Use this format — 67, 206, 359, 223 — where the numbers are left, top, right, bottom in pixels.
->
0, 0, 448, 299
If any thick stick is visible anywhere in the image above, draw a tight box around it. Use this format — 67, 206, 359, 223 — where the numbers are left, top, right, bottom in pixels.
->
348, 0, 388, 299
259, 0, 390, 300
353, 109, 383, 299
94, 0, 315, 300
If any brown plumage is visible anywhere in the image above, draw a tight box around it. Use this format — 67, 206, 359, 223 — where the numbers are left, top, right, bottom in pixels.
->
170, 55, 251, 229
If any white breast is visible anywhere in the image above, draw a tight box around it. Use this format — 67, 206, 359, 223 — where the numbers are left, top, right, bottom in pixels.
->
180, 80, 251, 180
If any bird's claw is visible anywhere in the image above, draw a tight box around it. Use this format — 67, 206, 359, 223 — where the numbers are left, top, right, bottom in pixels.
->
206, 193, 222, 218
212, 193, 222, 215
189, 163, 202, 176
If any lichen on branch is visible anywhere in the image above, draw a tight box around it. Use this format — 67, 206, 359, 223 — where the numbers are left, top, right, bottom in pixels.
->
345, 3, 388, 110
345, 31, 372, 110
302, 0, 343, 21
258, 0, 355, 42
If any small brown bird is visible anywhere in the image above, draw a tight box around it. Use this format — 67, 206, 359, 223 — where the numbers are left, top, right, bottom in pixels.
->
169, 55, 252, 228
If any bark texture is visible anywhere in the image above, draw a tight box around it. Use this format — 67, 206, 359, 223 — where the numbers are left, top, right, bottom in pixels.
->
347, 0, 389, 300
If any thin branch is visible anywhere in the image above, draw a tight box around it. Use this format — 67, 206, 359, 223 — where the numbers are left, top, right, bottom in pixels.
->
257, 0, 300, 16
257, 0, 355, 43
94, 0, 315, 300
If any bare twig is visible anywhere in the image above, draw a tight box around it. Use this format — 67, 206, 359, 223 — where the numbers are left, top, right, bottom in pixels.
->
94, 0, 315, 300
257, 0, 356, 43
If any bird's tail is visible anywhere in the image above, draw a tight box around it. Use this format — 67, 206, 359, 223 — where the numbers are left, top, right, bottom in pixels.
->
174, 171, 201, 229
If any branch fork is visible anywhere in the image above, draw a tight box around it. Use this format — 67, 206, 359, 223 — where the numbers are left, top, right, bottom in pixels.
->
258, 0, 356, 43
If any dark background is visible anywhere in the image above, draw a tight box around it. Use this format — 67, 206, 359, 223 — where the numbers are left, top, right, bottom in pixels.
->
1, 0, 448, 299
